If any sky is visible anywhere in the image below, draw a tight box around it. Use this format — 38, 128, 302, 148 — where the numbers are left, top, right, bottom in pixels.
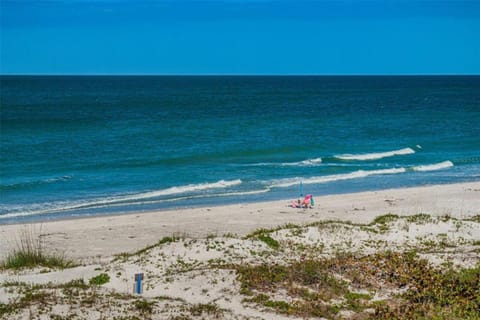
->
1, 0, 479, 75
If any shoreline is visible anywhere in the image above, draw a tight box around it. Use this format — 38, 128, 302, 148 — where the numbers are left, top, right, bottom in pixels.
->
1, 179, 478, 227
1, 181, 479, 262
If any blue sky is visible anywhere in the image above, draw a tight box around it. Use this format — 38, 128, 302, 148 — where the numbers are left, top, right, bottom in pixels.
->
1, 0, 479, 75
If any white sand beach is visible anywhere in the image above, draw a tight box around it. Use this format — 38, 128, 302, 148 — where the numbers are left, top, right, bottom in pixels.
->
1, 182, 479, 319
1, 182, 479, 261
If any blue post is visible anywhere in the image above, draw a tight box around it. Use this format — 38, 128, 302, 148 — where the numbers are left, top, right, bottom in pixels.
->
135, 273, 144, 294
136, 277, 141, 294
299, 181, 303, 197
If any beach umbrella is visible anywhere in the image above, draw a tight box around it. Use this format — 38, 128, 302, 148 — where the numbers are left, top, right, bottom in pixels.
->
299, 181, 303, 197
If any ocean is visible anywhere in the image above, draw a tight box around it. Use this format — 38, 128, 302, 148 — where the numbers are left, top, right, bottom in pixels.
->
1, 76, 479, 224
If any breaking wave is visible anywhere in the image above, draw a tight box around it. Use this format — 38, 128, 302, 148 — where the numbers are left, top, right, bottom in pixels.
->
269, 168, 406, 188
244, 158, 322, 167
412, 161, 454, 172
335, 148, 415, 161
0, 179, 242, 219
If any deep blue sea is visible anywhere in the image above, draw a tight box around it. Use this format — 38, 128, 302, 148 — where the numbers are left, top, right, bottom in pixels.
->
1, 76, 479, 224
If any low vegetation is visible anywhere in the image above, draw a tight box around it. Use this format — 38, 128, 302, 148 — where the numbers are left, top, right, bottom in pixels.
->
89, 273, 110, 286
133, 299, 156, 315
466, 214, 480, 223
189, 303, 224, 318
257, 234, 280, 249
114, 235, 180, 262
2, 250, 73, 270
1, 213, 479, 319
236, 251, 480, 319
0, 227, 74, 270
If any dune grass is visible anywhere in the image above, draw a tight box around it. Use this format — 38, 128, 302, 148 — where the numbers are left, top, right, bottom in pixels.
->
1, 227, 74, 270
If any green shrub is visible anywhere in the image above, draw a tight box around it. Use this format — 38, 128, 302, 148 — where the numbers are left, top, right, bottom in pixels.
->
257, 234, 280, 249
89, 273, 110, 285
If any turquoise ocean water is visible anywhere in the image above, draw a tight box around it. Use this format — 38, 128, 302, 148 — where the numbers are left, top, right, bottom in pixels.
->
1, 76, 479, 224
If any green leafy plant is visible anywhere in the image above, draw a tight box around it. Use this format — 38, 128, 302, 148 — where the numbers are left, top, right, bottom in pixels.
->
257, 234, 280, 249
89, 273, 110, 285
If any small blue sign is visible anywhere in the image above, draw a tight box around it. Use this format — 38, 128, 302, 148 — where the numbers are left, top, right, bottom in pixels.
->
134, 273, 144, 294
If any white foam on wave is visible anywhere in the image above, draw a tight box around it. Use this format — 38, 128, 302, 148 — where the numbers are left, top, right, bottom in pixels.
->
270, 168, 406, 188
412, 161, 454, 172
122, 179, 242, 201
0, 179, 242, 219
283, 158, 323, 166
244, 158, 322, 167
336, 148, 415, 161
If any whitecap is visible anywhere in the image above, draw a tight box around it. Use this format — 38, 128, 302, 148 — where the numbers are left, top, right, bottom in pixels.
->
412, 161, 453, 172
243, 157, 322, 167
335, 148, 415, 161
282, 158, 322, 166
269, 168, 406, 188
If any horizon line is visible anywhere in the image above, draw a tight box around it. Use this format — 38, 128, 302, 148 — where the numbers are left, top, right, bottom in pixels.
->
1, 73, 479, 77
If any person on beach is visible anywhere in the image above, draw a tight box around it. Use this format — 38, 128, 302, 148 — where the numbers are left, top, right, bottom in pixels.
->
291, 199, 302, 208
303, 194, 313, 208
291, 195, 314, 208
